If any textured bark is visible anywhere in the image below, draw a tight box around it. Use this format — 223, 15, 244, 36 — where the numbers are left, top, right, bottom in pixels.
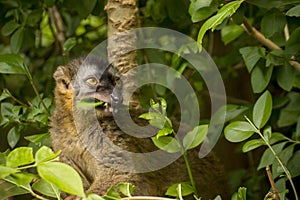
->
105, 0, 139, 104
105, 0, 138, 74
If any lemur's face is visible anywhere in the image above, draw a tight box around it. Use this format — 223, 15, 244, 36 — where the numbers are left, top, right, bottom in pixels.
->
74, 57, 122, 116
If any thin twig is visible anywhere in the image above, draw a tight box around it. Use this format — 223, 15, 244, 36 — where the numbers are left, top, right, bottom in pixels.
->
48, 6, 65, 56
241, 17, 300, 72
3, 88, 28, 107
244, 115, 298, 200
266, 166, 280, 200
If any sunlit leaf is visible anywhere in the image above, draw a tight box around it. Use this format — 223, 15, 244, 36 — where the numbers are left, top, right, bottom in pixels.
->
197, 0, 244, 46
183, 124, 208, 150
224, 121, 256, 142
37, 162, 85, 197
6, 147, 34, 168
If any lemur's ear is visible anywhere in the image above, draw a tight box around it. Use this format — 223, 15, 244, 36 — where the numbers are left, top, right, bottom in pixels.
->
53, 66, 72, 91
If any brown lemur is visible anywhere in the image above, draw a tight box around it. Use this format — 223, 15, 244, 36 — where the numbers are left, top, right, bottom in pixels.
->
50, 57, 230, 199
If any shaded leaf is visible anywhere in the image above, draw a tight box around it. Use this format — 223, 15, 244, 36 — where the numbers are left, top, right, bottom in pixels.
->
0, 166, 19, 179
261, 11, 286, 37
10, 27, 24, 53
276, 63, 295, 91
6, 173, 37, 186
278, 92, 300, 127
287, 150, 300, 177
1, 20, 20, 36
270, 132, 289, 145
251, 65, 273, 93
221, 23, 244, 45
188, 0, 218, 22
0, 54, 25, 74
7, 127, 21, 148
0, 179, 29, 198
257, 142, 286, 170
32, 179, 59, 198
239, 46, 265, 72
253, 90, 272, 128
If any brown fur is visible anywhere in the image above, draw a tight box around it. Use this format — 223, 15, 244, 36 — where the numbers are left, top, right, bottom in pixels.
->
50, 58, 230, 199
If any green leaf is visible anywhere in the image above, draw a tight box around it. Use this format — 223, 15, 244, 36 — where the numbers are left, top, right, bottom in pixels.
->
239, 46, 266, 72
7, 127, 21, 148
0, 179, 29, 198
237, 187, 247, 200
104, 186, 121, 200
77, 98, 105, 109
35, 146, 60, 164
253, 90, 272, 128
242, 139, 265, 152
32, 179, 59, 198
224, 121, 256, 142
261, 11, 286, 38
276, 63, 295, 91
188, 0, 218, 22
0, 89, 12, 101
6, 172, 37, 186
251, 65, 273, 93
0, 166, 19, 179
10, 27, 24, 53
63, 37, 77, 53
24, 133, 50, 146
84, 194, 106, 200
265, 50, 285, 67
269, 132, 289, 145
212, 104, 248, 123
286, 5, 300, 17
156, 127, 173, 138
287, 150, 300, 177
117, 182, 135, 197
272, 144, 295, 178
139, 112, 167, 129
1, 20, 20, 36
37, 162, 85, 197
295, 117, 300, 140
221, 23, 244, 45
165, 182, 194, 197
183, 124, 208, 150
151, 136, 181, 153
0, 54, 25, 74
197, 0, 244, 46
6, 147, 34, 168
257, 142, 286, 170
277, 92, 300, 127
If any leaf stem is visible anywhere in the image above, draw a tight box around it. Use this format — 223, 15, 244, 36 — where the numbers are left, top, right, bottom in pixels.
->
244, 116, 298, 200
182, 151, 198, 198
23, 64, 50, 115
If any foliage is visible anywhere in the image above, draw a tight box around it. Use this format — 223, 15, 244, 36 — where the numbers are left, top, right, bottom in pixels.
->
140, 98, 209, 199
0, 0, 300, 199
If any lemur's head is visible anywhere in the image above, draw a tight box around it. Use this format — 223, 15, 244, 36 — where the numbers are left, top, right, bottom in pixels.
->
53, 57, 122, 117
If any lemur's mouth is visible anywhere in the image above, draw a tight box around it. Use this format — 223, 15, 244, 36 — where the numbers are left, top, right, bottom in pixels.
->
77, 98, 112, 112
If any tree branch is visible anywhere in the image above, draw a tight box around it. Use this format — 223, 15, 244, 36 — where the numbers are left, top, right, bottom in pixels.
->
241, 17, 300, 72
48, 6, 65, 56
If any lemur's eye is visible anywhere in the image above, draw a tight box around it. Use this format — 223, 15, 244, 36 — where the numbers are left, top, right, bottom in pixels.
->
86, 77, 98, 86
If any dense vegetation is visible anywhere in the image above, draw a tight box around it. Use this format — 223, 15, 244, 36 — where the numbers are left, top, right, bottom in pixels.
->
0, 0, 299, 199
